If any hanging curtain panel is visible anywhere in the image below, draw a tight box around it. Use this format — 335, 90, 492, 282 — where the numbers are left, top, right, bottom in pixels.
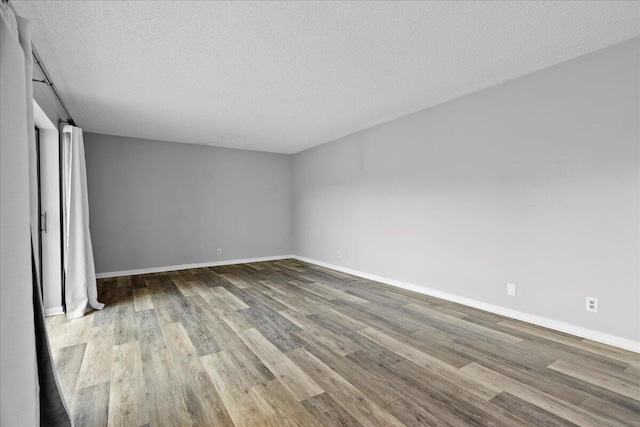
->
1, 4, 70, 426
62, 125, 105, 319
20, 7, 41, 289
0, 6, 39, 425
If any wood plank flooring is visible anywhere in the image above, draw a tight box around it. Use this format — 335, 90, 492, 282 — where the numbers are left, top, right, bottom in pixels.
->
46, 259, 640, 426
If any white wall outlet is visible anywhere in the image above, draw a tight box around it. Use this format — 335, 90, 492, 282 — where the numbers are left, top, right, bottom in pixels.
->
337, 250, 342, 258
217, 248, 222, 255
507, 283, 517, 296
586, 297, 598, 313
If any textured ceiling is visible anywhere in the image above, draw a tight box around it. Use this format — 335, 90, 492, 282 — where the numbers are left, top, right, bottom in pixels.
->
13, 1, 640, 154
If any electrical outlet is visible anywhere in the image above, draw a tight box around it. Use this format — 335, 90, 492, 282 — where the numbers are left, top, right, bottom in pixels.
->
586, 297, 598, 313
507, 283, 517, 296
217, 248, 222, 255
337, 251, 342, 258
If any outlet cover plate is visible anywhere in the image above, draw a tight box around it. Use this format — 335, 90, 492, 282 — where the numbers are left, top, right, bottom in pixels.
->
507, 283, 517, 297
586, 297, 598, 313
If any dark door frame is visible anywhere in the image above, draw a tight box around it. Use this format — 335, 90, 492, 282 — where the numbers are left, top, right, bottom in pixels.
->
35, 126, 43, 297
59, 126, 66, 312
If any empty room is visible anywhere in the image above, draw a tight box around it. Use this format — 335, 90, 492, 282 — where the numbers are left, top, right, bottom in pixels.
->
1, 1, 639, 426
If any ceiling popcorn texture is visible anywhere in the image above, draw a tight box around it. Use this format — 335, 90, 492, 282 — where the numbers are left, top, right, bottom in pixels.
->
13, 1, 640, 154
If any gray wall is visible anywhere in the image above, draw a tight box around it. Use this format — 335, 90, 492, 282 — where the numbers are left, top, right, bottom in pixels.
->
293, 38, 639, 341
84, 38, 638, 342
84, 133, 292, 273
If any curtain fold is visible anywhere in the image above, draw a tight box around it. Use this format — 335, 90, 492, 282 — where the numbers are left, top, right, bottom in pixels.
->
62, 126, 104, 319
19, 8, 41, 288
1, 4, 71, 425
0, 6, 39, 425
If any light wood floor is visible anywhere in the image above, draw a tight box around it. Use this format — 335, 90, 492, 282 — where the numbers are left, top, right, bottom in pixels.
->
47, 259, 639, 426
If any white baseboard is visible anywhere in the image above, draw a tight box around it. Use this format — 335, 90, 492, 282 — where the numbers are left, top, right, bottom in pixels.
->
94, 253, 639, 352
95, 255, 294, 279
292, 255, 640, 353
44, 306, 64, 317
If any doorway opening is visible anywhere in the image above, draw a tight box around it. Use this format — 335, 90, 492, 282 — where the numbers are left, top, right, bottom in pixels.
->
34, 100, 64, 316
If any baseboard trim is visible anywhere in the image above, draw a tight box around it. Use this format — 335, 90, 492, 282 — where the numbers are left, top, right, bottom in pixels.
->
44, 306, 64, 317
292, 255, 640, 353
95, 255, 294, 279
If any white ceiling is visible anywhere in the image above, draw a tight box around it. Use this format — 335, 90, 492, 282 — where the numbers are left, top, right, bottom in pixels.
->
13, 1, 640, 154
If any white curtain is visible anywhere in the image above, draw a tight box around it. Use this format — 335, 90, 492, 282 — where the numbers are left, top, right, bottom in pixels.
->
1, 3, 70, 425
0, 6, 39, 425
62, 125, 105, 319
